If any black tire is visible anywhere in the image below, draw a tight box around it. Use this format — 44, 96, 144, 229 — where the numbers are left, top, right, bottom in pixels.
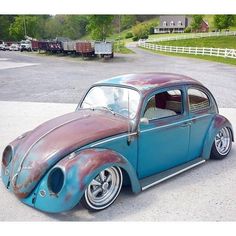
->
81, 166, 123, 211
210, 127, 232, 160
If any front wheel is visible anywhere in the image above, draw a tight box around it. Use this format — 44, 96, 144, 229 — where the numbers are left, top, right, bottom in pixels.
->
210, 127, 232, 160
81, 166, 123, 211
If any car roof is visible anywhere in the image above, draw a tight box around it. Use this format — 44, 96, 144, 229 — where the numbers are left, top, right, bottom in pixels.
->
96, 73, 202, 95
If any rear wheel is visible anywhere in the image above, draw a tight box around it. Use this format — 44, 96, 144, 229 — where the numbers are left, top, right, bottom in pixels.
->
210, 127, 232, 160
81, 166, 123, 211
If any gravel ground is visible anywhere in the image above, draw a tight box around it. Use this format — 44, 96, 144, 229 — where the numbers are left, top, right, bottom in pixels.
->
0, 101, 235, 221
0, 48, 236, 107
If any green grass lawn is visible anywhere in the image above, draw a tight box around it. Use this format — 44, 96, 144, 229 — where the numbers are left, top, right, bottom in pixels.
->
113, 41, 134, 54
154, 36, 236, 49
140, 46, 236, 66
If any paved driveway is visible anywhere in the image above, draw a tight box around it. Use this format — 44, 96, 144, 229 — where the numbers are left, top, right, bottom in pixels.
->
0, 48, 236, 107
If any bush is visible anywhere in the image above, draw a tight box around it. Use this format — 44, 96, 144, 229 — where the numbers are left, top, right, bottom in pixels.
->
132, 23, 150, 40
149, 26, 155, 35
132, 36, 139, 41
184, 27, 192, 33
115, 36, 124, 41
125, 32, 133, 39
140, 34, 149, 39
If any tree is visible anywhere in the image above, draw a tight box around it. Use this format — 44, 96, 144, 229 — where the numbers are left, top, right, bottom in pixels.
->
214, 15, 235, 31
9, 15, 49, 41
87, 15, 114, 40
63, 15, 88, 39
121, 15, 137, 30
0, 15, 15, 41
191, 15, 204, 32
132, 23, 149, 40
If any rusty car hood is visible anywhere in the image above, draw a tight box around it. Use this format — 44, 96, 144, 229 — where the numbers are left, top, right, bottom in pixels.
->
10, 109, 128, 198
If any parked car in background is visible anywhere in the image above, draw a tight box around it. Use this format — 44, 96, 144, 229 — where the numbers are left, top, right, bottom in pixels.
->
1, 73, 233, 213
20, 40, 32, 52
0, 43, 6, 51
9, 44, 20, 51
3, 42, 11, 51
94, 41, 114, 58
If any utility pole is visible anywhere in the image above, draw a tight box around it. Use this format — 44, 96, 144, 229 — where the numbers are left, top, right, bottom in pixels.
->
118, 15, 121, 52
23, 16, 27, 38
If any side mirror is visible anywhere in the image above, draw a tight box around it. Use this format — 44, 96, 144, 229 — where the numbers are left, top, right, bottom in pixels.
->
140, 117, 149, 125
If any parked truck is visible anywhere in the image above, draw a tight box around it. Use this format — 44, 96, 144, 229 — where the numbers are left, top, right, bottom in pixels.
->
94, 41, 114, 58
31, 40, 39, 51
62, 41, 76, 54
75, 41, 94, 57
20, 40, 32, 52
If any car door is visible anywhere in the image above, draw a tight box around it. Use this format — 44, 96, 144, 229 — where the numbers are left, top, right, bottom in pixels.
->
138, 87, 190, 179
187, 86, 215, 161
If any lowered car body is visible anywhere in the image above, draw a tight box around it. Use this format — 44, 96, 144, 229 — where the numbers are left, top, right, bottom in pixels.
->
1, 73, 234, 212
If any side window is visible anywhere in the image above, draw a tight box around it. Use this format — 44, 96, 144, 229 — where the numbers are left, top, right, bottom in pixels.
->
188, 88, 210, 112
144, 89, 183, 120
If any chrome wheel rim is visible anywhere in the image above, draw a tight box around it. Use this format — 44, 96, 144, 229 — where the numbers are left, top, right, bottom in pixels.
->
85, 167, 122, 209
215, 127, 231, 155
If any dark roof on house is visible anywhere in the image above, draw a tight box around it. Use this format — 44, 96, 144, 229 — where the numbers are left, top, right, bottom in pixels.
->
96, 73, 201, 95
156, 15, 188, 29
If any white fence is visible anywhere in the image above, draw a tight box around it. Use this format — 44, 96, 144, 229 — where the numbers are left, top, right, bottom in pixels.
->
139, 42, 236, 59
147, 31, 236, 43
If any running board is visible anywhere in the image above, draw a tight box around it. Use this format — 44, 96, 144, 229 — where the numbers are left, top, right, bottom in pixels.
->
140, 157, 206, 191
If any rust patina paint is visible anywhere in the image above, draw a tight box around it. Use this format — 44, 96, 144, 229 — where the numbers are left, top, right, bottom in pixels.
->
77, 149, 124, 190
104, 73, 202, 96
60, 149, 125, 202
214, 115, 228, 128
11, 110, 128, 199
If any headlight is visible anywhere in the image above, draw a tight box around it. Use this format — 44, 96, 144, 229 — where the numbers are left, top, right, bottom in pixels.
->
2, 145, 13, 167
47, 168, 65, 195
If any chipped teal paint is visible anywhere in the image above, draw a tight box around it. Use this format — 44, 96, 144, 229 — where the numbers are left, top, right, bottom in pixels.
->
1, 73, 234, 213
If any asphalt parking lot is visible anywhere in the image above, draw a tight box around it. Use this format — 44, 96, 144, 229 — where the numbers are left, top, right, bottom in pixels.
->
0, 49, 236, 221
0, 47, 236, 107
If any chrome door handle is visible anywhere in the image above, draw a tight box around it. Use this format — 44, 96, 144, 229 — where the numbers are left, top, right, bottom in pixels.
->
180, 121, 192, 127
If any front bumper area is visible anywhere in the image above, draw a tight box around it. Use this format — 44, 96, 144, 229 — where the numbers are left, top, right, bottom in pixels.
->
1, 164, 84, 213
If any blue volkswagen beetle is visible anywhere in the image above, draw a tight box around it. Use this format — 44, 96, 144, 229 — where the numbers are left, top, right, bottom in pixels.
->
1, 73, 234, 212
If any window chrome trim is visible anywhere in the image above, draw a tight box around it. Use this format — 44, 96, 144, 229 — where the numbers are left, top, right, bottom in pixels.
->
187, 86, 211, 113
140, 114, 211, 134
142, 88, 184, 120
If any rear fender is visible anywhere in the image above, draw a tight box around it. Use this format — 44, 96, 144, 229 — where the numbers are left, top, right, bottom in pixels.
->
202, 114, 234, 159
32, 148, 140, 213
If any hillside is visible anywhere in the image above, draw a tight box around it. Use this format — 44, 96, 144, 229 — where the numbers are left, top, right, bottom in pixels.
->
155, 36, 236, 49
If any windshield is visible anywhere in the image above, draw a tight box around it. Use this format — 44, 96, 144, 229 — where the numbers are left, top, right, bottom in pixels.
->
81, 86, 140, 119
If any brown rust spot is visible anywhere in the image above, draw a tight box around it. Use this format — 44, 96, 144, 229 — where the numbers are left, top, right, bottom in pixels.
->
214, 115, 227, 128
9, 110, 128, 199
77, 149, 123, 190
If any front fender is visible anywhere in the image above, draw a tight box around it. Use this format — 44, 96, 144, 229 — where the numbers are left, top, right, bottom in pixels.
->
202, 114, 234, 159
30, 148, 140, 213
